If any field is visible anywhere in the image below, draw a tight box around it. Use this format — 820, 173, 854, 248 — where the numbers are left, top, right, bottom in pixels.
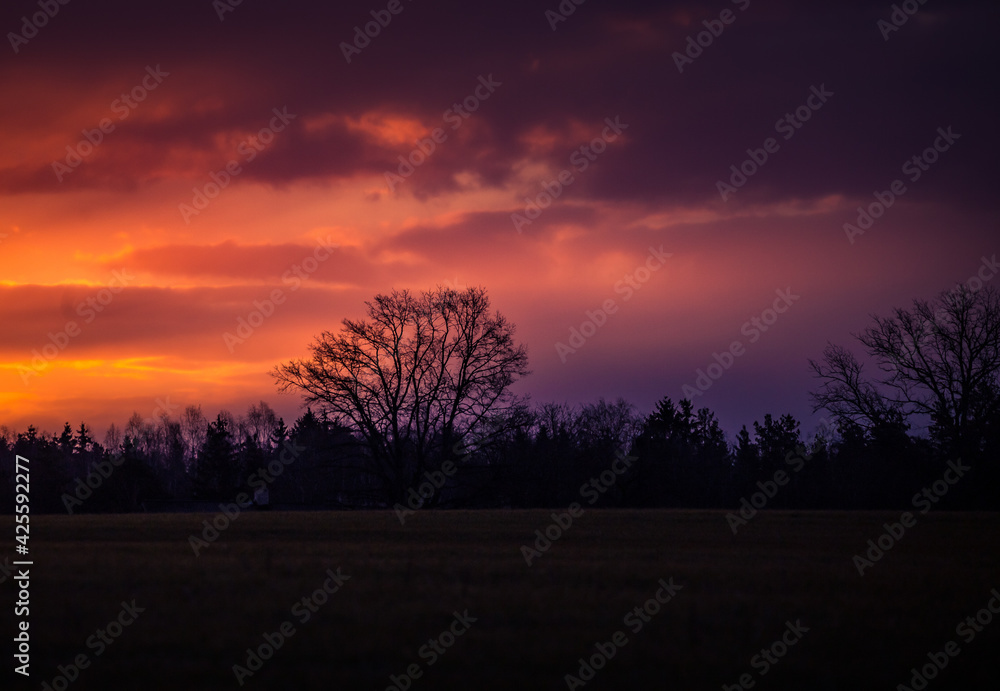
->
8, 510, 1000, 689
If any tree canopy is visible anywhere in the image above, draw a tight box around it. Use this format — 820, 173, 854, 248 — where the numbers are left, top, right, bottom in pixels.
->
272, 286, 530, 503
810, 285, 1000, 458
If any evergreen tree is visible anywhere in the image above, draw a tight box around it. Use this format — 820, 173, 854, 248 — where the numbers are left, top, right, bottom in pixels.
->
193, 414, 239, 499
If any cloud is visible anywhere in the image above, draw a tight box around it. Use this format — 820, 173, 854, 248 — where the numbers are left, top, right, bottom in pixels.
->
0, 0, 988, 208
1, 0, 997, 436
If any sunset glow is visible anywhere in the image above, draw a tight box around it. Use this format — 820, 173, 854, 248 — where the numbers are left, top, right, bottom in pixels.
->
1, 0, 996, 438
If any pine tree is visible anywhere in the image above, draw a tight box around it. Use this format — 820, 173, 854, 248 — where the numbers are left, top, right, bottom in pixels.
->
193, 414, 238, 499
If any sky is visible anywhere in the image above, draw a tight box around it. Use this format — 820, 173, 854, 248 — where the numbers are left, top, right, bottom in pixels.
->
1, 0, 997, 442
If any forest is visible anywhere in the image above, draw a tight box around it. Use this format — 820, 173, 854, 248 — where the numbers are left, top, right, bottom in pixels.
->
3, 283, 998, 514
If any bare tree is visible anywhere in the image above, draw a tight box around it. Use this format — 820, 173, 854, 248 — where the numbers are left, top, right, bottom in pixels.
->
242, 400, 278, 449
577, 398, 642, 456
533, 402, 578, 440
810, 285, 1000, 455
180, 405, 208, 464
103, 422, 122, 452
272, 286, 530, 502
124, 412, 161, 456
807, 344, 905, 429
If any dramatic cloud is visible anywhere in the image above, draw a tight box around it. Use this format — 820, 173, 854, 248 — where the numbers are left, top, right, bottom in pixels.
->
1, 0, 996, 435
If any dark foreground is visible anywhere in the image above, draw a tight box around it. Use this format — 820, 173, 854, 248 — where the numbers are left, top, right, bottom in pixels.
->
6, 510, 1000, 690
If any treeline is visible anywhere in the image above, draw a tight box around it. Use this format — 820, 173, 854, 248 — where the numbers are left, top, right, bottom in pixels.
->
2, 396, 997, 514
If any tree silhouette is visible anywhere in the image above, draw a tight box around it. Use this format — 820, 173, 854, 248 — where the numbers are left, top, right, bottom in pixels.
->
629, 398, 729, 507
810, 285, 1000, 459
272, 286, 530, 504
192, 413, 238, 499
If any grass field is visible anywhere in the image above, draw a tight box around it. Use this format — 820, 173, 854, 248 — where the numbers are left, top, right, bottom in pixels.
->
7, 509, 1000, 689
